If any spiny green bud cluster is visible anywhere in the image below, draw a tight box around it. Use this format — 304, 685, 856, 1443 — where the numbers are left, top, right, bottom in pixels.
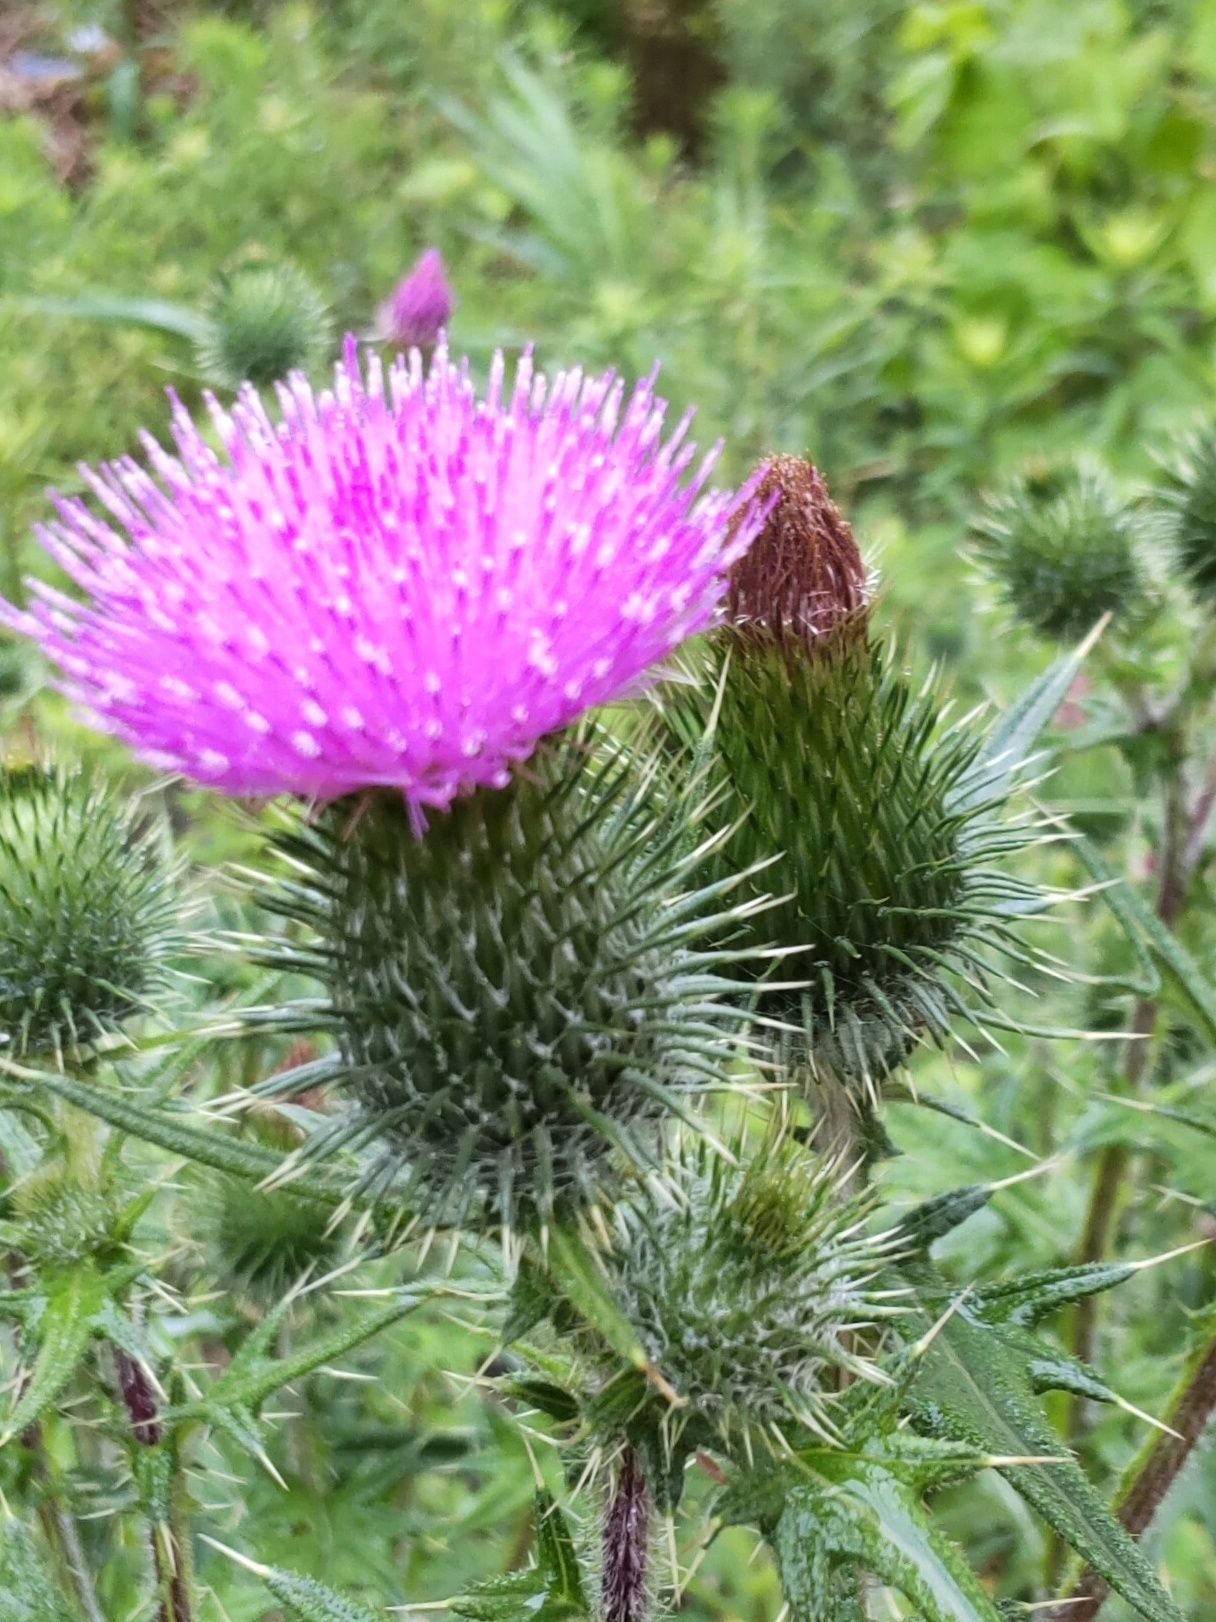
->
1, 1162, 125, 1272
970, 464, 1147, 640
256, 745, 756, 1232
1159, 422, 1216, 607
664, 457, 1037, 1091
197, 256, 332, 390
0, 766, 179, 1062
592, 1132, 899, 1455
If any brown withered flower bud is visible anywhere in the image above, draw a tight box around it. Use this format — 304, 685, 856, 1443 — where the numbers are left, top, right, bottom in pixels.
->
726, 455, 868, 644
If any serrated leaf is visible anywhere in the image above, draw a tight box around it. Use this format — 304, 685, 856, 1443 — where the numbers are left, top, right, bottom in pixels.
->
959, 628, 1101, 812
2, 1265, 112, 1443
451, 1492, 589, 1621
19, 1066, 347, 1207
1075, 834, 1216, 1040
897, 1185, 994, 1252
972, 1259, 1140, 1326
535, 1492, 588, 1614
901, 1279, 1183, 1622
202, 1538, 384, 1622
771, 1440, 1002, 1622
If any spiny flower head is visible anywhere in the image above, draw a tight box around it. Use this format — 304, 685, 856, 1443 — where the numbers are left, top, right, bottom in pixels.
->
3, 342, 763, 812
0, 766, 180, 1062
197, 257, 333, 391
589, 1131, 900, 1456
970, 463, 1147, 640
249, 740, 765, 1233
377, 247, 455, 349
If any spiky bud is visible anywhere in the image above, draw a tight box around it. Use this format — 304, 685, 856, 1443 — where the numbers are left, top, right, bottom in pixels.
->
591, 1134, 898, 1457
0, 767, 179, 1062
197, 257, 332, 390
253, 745, 756, 1232
202, 1172, 343, 1305
1, 1162, 125, 1271
665, 460, 1036, 1091
377, 247, 454, 350
1159, 423, 1216, 607
970, 464, 1147, 640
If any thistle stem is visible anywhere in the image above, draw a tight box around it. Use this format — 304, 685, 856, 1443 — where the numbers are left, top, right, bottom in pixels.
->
114, 1349, 194, 1622
602, 1445, 651, 1622
1056, 1319, 1216, 1619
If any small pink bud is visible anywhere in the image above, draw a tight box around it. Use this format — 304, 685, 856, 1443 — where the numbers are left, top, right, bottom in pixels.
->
377, 247, 454, 349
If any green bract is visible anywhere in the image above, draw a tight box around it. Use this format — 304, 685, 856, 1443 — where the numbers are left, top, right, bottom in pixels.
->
0, 767, 179, 1062
253, 745, 759, 1232
197, 258, 333, 389
971, 465, 1147, 640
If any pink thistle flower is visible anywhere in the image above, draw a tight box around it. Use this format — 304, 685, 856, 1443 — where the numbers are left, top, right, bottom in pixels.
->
2, 338, 764, 811
377, 248, 454, 349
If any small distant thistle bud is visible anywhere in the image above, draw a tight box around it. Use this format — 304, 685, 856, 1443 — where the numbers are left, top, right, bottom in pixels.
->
256, 748, 757, 1232
197, 257, 332, 390
376, 247, 454, 350
201, 1147, 344, 1304
971, 464, 1146, 640
1159, 423, 1216, 607
0, 767, 179, 1062
590, 1135, 899, 1457
114, 1349, 161, 1446
725, 454, 869, 646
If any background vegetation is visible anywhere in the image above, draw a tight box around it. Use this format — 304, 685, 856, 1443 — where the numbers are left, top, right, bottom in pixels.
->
5, 0, 1216, 1615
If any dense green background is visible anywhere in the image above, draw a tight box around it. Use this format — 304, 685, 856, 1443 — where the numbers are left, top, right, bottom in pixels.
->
4, 1, 1216, 1616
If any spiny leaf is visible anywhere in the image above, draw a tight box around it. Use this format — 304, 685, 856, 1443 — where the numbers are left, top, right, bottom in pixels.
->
771, 1438, 1002, 1622
896, 1186, 994, 1252
2, 1265, 113, 1443
1075, 834, 1216, 1042
962, 624, 1103, 812
11, 1065, 347, 1207
900, 1273, 1183, 1622
534, 1492, 588, 1615
200, 1538, 383, 1622
451, 1492, 590, 1621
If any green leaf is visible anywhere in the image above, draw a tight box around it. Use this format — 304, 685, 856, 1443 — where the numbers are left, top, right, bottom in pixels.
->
0, 1511, 77, 1621
13, 292, 209, 343
451, 1493, 590, 1621
900, 1276, 1183, 1622
1075, 834, 1216, 1042
771, 1438, 1002, 1622
200, 1538, 384, 1622
960, 627, 1102, 812
1, 1265, 112, 1444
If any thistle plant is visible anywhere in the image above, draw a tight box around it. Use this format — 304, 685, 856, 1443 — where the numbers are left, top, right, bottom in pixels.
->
1159, 421, 1216, 608
0, 320, 1204, 1622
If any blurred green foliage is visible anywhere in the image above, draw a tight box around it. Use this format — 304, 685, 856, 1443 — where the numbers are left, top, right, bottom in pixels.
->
6, 0, 1216, 1616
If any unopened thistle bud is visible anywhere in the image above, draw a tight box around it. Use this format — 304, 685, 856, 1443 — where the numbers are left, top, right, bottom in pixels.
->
971, 464, 1147, 640
376, 247, 454, 350
0, 767, 179, 1062
197, 257, 332, 390
1, 1161, 125, 1271
588, 1133, 899, 1460
1159, 423, 1216, 607
663, 457, 1041, 1091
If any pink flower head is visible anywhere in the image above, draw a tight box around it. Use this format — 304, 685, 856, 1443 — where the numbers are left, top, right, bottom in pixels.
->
3, 339, 765, 810
377, 248, 454, 349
